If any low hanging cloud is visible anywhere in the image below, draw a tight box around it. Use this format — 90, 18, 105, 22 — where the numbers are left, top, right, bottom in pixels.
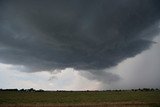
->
0, 0, 160, 76
79, 69, 121, 85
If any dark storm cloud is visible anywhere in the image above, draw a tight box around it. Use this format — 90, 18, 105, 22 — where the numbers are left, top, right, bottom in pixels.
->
0, 0, 160, 72
79, 70, 121, 84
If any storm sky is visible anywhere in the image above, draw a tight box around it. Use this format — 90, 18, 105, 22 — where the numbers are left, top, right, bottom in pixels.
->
0, 0, 160, 90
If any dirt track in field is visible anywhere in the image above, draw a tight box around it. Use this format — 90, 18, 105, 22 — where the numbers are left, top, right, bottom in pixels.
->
0, 102, 159, 107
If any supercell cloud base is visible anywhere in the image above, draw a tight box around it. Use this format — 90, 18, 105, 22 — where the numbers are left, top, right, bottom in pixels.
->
0, 0, 160, 90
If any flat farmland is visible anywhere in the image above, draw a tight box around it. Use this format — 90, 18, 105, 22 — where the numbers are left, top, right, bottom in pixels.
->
0, 91, 160, 107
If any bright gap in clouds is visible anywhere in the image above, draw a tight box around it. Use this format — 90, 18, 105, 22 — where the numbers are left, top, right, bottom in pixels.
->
0, 35, 160, 90
0, 65, 101, 90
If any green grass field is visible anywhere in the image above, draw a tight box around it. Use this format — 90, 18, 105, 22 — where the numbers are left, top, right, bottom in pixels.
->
0, 91, 160, 107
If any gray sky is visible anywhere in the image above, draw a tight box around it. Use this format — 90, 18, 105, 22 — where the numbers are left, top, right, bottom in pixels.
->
0, 0, 160, 90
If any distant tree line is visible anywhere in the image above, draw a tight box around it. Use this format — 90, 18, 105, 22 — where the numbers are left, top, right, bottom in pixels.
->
98, 88, 160, 92
0, 88, 44, 92
0, 88, 159, 92
131, 88, 160, 91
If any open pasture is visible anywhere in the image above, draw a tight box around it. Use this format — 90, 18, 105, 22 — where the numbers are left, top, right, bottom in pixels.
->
0, 90, 160, 107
